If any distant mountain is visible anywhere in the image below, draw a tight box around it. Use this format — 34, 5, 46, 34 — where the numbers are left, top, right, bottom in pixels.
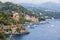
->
20, 3, 35, 8
20, 2, 60, 19
39, 2, 60, 11
20, 3, 36, 10
20, 3, 46, 13
21, 2, 60, 11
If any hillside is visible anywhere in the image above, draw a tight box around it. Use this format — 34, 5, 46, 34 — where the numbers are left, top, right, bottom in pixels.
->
21, 2, 60, 19
0, 2, 32, 14
0, 2, 32, 25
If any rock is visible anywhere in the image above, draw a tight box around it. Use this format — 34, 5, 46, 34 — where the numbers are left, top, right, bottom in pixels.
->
6, 38, 10, 40
20, 30, 29, 34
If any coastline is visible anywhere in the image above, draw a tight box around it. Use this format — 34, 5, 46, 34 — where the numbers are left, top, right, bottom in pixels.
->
0, 25, 29, 35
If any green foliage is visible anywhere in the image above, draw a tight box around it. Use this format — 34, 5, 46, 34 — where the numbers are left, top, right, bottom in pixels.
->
0, 2, 32, 25
16, 28, 21, 33
30, 7, 60, 19
0, 1, 46, 25
0, 32, 6, 40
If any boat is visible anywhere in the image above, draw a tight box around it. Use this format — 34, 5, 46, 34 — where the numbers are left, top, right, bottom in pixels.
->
52, 17, 54, 20
51, 25, 54, 27
40, 21, 47, 24
9, 34, 15, 40
27, 26, 31, 28
33, 25, 38, 27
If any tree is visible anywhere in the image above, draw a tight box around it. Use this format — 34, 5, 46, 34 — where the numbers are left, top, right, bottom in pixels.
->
0, 32, 6, 40
16, 28, 21, 33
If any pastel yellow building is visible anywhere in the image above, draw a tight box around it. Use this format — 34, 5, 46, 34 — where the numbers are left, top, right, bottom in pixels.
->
24, 14, 39, 23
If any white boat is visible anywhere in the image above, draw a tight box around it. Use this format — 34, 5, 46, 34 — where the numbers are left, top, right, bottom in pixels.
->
52, 17, 54, 20
10, 34, 15, 40
10, 34, 13, 38
27, 26, 31, 28
51, 25, 54, 27
33, 25, 38, 27
40, 21, 47, 24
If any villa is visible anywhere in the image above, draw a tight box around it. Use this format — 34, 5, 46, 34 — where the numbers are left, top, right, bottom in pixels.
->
13, 12, 19, 21
24, 14, 39, 23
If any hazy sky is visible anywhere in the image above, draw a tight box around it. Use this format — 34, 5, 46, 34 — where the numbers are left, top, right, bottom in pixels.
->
0, 0, 60, 4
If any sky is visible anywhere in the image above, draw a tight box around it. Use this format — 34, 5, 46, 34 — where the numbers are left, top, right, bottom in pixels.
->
0, 0, 60, 4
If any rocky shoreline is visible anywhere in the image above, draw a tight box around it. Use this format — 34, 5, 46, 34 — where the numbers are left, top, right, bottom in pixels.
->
4, 30, 29, 35
0, 24, 29, 35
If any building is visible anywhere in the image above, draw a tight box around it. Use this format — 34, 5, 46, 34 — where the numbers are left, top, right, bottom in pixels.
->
13, 12, 19, 21
24, 14, 39, 23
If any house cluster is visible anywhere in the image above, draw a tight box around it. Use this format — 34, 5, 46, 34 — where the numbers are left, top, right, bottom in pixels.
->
0, 12, 45, 34
13, 12, 45, 23
24, 14, 39, 23
0, 24, 29, 34
12, 12, 39, 23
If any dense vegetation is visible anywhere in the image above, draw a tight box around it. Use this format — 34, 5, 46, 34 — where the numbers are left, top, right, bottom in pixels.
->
0, 2, 32, 25
0, 32, 5, 40
0, 2, 31, 39
33, 8, 60, 19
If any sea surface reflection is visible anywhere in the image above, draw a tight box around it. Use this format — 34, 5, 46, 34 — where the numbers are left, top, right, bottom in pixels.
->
5, 19, 60, 40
